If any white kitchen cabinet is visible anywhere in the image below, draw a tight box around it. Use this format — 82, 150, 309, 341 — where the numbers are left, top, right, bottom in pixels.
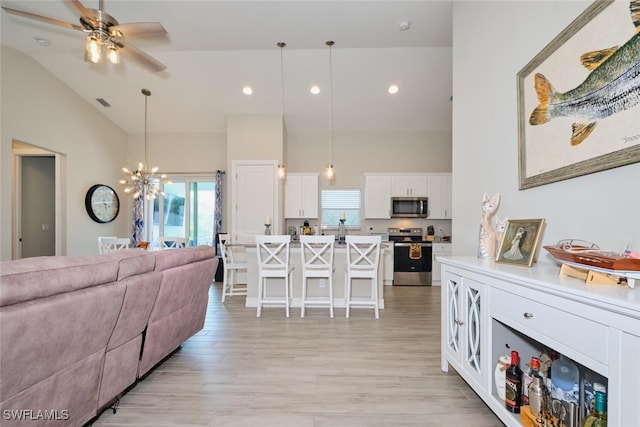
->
440, 257, 640, 427
427, 173, 452, 219
391, 175, 428, 197
284, 173, 318, 219
364, 175, 392, 219
442, 271, 487, 393
432, 242, 451, 284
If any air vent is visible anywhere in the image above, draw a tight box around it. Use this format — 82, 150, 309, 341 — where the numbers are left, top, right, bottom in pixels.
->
96, 98, 111, 107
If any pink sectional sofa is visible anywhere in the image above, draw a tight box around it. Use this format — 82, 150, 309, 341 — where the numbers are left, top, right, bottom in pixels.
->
0, 245, 218, 426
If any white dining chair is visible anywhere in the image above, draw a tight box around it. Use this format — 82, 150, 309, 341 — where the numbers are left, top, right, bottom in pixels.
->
99, 237, 132, 254
300, 235, 335, 318
218, 233, 248, 302
345, 235, 382, 319
97, 236, 116, 254
255, 235, 294, 317
159, 236, 189, 249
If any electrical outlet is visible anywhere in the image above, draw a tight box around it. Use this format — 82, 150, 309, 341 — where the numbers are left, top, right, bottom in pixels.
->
319, 279, 326, 287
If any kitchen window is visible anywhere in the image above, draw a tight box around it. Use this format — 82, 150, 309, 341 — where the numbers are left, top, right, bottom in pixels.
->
320, 189, 361, 230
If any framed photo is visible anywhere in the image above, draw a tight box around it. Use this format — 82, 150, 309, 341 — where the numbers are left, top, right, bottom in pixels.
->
496, 219, 546, 267
517, 0, 640, 189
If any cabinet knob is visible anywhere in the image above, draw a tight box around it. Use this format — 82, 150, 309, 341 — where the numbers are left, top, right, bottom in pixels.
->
523, 312, 534, 319
455, 319, 464, 325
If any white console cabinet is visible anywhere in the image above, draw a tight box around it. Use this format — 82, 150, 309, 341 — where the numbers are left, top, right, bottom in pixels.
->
439, 256, 640, 427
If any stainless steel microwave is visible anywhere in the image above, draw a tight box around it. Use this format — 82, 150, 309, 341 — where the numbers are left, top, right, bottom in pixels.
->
391, 197, 428, 218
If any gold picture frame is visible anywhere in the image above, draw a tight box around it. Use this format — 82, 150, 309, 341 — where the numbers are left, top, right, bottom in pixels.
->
517, 0, 640, 189
496, 219, 546, 267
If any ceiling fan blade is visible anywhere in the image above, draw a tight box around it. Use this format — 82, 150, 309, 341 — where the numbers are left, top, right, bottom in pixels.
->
110, 22, 167, 39
1, 6, 84, 31
116, 40, 167, 72
65, 0, 90, 19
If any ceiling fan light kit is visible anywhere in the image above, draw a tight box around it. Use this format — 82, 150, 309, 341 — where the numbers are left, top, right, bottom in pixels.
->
2, 0, 167, 72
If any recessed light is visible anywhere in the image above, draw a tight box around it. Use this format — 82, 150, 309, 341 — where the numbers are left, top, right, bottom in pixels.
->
310, 85, 320, 95
242, 86, 253, 95
34, 37, 50, 47
388, 85, 399, 94
397, 21, 411, 31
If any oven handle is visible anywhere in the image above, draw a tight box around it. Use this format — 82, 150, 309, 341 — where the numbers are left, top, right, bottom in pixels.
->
394, 243, 432, 247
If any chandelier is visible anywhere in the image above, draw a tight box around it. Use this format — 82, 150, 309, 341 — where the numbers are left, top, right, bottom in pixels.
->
120, 88, 167, 199
277, 42, 286, 179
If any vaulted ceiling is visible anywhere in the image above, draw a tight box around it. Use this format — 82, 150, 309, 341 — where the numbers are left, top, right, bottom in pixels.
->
1, 1, 453, 135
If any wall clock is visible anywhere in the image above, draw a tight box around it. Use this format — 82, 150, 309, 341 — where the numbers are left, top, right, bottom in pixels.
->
85, 184, 120, 223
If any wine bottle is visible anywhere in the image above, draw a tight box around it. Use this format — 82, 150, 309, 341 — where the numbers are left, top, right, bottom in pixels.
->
505, 350, 523, 413
522, 356, 541, 405
581, 390, 607, 427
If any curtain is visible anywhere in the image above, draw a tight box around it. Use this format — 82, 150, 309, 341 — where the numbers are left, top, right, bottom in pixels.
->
131, 180, 144, 247
213, 170, 224, 250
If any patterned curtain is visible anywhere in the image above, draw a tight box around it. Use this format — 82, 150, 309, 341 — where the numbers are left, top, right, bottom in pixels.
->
213, 170, 224, 250
131, 180, 144, 247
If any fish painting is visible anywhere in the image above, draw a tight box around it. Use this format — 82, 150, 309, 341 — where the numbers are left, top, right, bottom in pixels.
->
529, 0, 640, 146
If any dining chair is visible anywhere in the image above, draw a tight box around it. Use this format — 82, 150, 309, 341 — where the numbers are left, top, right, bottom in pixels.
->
159, 236, 189, 249
99, 237, 132, 254
345, 235, 382, 319
255, 235, 294, 317
300, 235, 335, 318
218, 233, 248, 302
97, 236, 116, 254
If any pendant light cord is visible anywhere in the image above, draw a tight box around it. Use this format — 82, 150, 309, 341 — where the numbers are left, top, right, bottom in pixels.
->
327, 40, 335, 168
142, 88, 151, 169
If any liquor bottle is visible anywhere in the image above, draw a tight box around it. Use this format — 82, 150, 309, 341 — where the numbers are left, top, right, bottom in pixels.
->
505, 350, 523, 413
581, 390, 607, 427
522, 356, 541, 405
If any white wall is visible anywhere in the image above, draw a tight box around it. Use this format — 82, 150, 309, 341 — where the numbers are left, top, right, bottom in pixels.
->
1, 47, 129, 259
451, 1, 640, 261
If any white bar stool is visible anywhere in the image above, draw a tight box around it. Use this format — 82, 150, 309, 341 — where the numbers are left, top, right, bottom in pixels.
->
218, 233, 248, 302
300, 235, 335, 318
345, 235, 382, 319
255, 235, 294, 317
159, 236, 188, 249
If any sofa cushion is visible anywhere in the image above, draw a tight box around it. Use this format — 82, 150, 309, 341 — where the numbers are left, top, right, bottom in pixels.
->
0, 256, 119, 307
153, 245, 216, 272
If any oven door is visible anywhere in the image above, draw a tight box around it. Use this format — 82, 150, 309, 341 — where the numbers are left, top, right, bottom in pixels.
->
393, 242, 432, 286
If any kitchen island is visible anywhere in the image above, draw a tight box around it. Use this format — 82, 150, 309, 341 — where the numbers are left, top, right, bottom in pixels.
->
230, 242, 389, 311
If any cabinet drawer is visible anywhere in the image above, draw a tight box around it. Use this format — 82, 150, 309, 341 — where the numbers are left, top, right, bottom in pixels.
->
433, 243, 451, 254
491, 288, 608, 364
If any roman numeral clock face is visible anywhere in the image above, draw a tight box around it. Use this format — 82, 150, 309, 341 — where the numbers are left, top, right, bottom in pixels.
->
85, 184, 120, 223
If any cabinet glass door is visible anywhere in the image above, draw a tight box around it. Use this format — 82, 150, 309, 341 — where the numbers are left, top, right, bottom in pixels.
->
446, 277, 461, 355
465, 286, 482, 374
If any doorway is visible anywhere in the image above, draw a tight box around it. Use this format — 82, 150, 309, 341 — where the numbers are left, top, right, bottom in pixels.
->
12, 141, 66, 259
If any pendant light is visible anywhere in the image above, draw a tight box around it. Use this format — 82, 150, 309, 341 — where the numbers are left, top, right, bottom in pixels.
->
120, 88, 167, 199
277, 42, 286, 179
325, 40, 335, 179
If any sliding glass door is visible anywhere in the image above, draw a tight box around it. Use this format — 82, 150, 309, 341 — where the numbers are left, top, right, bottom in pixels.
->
152, 176, 216, 247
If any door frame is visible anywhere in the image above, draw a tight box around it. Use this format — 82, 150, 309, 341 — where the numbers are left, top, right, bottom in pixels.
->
12, 144, 66, 259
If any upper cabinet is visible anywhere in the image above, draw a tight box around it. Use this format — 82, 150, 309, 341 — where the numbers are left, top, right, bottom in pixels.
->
364, 173, 452, 220
284, 173, 319, 219
391, 175, 428, 197
364, 175, 392, 219
427, 174, 452, 219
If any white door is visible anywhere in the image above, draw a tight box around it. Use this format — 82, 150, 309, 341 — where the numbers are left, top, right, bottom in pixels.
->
232, 162, 278, 244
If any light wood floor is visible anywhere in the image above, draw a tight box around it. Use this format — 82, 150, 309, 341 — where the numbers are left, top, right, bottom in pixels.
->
92, 284, 503, 426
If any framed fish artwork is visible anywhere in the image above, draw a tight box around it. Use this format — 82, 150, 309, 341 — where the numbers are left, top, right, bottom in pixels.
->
517, 0, 640, 189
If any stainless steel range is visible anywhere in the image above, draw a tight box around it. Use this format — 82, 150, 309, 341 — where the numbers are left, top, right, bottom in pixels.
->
388, 227, 432, 286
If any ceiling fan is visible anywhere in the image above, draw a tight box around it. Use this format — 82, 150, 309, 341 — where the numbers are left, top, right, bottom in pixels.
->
2, 0, 168, 72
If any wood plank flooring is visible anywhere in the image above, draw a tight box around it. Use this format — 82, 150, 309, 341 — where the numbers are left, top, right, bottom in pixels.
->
92, 284, 503, 426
